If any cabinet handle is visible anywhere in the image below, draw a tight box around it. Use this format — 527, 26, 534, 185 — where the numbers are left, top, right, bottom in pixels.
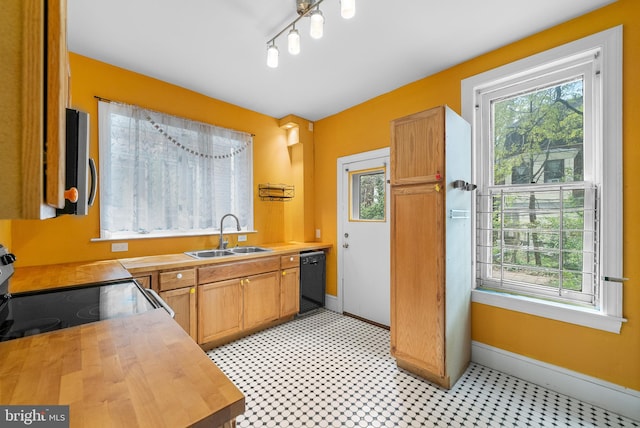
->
64, 187, 78, 203
245, 278, 250, 284
290, 256, 294, 262
190, 287, 195, 294
177, 273, 183, 279
282, 271, 287, 276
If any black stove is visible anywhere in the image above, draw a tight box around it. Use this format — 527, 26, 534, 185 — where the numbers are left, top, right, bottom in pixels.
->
0, 244, 172, 342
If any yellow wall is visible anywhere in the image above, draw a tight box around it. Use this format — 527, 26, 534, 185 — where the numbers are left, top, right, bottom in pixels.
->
314, 0, 639, 389
280, 115, 317, 243
10, 53, 300, 266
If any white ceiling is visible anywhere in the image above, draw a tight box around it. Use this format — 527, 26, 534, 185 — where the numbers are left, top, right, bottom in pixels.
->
67, 0, 615, 122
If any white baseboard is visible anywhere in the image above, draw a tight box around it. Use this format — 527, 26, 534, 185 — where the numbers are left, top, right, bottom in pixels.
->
472, 341, 640, 421
324, 294, 339, 312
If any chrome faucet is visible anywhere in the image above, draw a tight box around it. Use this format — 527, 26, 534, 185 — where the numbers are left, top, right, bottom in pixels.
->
219, 213, 241, 249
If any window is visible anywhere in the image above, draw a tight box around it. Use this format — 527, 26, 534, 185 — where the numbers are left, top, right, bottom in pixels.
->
98, 101, 253, 239
462, 27, 624, 333
349, 167, 386, 221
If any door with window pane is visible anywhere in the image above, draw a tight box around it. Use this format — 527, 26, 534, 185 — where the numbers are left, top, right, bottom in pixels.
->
341, 155, 390, 326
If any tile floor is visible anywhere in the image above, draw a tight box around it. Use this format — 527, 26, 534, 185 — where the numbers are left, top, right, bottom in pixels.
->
207, 309, 639, 427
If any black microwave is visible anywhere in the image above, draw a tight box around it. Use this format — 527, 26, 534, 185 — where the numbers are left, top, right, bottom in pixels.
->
57, 108, 96, 216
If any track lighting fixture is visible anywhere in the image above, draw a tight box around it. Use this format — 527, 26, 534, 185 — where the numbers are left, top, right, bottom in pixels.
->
266, 0, 356, 68
266, 42, 279, 68
288, 27, 300, 55
341, 0, 355, 19
309, 8, 324, 39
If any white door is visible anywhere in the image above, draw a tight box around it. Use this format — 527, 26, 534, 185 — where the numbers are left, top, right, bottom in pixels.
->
338, 148, 390, 326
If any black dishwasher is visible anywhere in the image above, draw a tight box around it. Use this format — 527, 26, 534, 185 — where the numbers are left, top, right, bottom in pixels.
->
299, 251, 326, 314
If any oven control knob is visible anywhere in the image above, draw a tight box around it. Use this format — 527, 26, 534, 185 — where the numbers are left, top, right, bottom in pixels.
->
0, 253, 16, 265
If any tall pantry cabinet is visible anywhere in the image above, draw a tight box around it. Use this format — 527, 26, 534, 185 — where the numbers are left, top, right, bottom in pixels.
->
390, 105, 473, 389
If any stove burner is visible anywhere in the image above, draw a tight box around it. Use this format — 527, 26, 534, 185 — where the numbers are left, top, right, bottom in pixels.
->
76, 304, 101, 320
65, 287, 99, 304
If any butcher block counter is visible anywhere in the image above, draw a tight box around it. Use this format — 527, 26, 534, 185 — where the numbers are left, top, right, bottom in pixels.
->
2, 260, 245, 427
0, 309, 244, 427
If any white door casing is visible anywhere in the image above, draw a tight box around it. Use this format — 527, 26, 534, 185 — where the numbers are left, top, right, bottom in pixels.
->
337, 148, 390, 326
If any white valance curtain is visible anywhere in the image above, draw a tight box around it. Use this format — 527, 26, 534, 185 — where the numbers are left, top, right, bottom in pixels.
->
98, 101, 253, 238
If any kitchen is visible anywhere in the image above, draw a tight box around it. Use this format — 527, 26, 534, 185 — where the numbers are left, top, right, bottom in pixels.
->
2, 0, 639, 427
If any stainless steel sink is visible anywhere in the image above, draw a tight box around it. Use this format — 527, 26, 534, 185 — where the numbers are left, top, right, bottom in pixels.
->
185, 246, 271, 259
185, 249, 236, 259
229, 246, 271, 254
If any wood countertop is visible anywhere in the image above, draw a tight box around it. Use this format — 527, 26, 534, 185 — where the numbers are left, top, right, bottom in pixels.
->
0, 309, 245, 427
9, 260, 133, 294
119, 241, 332, 274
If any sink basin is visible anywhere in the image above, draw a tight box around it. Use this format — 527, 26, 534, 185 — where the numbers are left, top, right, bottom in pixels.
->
229, 246, 271, 254
185, 249, 236, 259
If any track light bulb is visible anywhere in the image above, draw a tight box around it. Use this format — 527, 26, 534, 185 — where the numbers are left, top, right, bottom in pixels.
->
309, 9, 324, 39
341, 0, 355, 19
288, 28, 300, 55
267, 44, 279, 68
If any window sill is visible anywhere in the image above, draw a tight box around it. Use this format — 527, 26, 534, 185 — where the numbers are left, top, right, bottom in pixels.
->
472, 289, 626, 334
92, 230, 258, 242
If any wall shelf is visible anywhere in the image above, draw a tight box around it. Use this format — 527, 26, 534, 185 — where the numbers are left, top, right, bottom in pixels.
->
258, 183, 295, 201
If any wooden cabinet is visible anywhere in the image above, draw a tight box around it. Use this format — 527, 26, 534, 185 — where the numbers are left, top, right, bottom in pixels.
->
390, 105, 472, 389
158, 268, 197, 340
198, 256, 281, 344
280, 254, 300, 317
198, 278, 243, 344
0, 0, 69, 219
391, 107, 444, 186
159, 268, 196, 291
124, 251, 310, 346
160, 287, 197, 341
243, 271, 280, 330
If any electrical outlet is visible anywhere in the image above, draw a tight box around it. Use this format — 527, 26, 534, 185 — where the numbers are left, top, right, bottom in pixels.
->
238, 235, 247, 242
315, 229, 321, 239
111, 242, 128, 252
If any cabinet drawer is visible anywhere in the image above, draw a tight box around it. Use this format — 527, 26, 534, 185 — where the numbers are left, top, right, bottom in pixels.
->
280, 254, 300, 269
199, 256, 280, 284
159, 269, 196, 291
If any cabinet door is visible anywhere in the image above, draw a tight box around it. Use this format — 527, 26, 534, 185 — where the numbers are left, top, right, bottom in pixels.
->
46, 0, 69, 208
390, 183, 445, 377
160, 287, 197, 341
198, 279, 243, 344
390, 106, 444, 186
280, 267, 300, 317
243, 271, 280, 330
0, 0, 67, 218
